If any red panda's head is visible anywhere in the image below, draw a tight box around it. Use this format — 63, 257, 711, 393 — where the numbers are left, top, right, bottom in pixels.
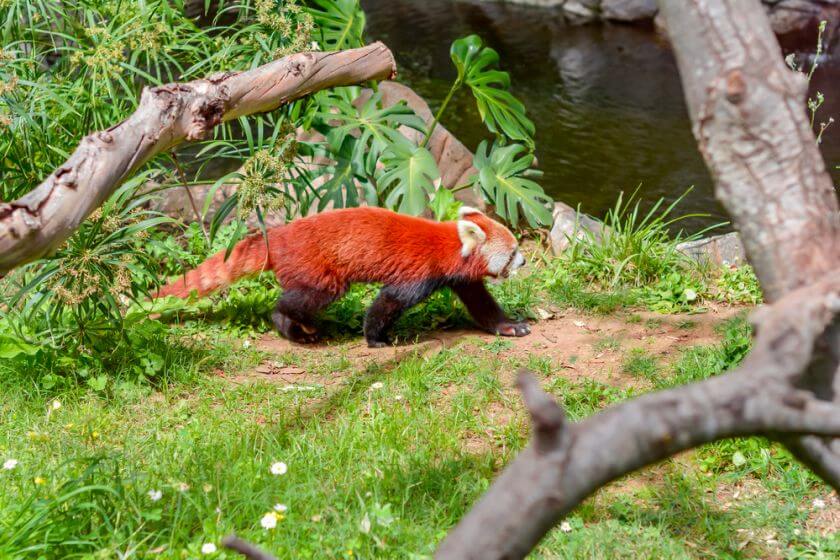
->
456, 206, 526, 278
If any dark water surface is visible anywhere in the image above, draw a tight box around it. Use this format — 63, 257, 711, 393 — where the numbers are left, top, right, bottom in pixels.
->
362, 0, 840, 232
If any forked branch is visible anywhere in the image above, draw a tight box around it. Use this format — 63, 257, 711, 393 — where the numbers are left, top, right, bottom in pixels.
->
436, 272, 840, 559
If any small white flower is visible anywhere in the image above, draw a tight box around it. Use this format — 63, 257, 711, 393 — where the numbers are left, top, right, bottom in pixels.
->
243, 339, 251, 349
684, 288, 698, 302
560, 521, 572, 533
51, 400, 61, 410
3, 459, 18, 470
359, 512, 371, 534
215, 507, 222, 515
812, 497, 826, 509
395, 394, 404, 401
201, 543, 217, 554
310, 41, 321, 51
177, 482, 190, 492
261, 512, 278, 530
270, 462, 287, 475
274, 503, 288, 513
148, 489, 162, 501
370, 382, 384, 390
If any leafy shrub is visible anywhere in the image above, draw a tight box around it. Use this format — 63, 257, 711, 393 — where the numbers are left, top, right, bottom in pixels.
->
715, 265, 762, 304
564, 189, 710, 288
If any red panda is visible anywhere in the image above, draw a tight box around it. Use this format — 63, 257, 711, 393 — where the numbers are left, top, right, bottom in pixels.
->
155, 206, 530, 347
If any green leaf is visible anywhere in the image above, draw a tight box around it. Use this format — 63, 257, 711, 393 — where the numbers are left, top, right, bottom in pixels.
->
471, 141, 552, 228
306, 0, 366, 50
0, 334, 40, 359
315, 135, 373, 210
429, 187, 460, 221
88, 375, 108, 392
377, 143, 440, 216
450, 35, 535, 146
319, 92, 425, 176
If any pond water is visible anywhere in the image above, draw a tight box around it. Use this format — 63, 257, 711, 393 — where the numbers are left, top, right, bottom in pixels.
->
362, 0, 840, 233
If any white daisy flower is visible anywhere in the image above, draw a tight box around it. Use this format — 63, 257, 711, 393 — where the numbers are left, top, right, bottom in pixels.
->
201, 543, 217, 554
274, 503, 288, 513
148, 489, 163, 501
51, 400, 62, 410
560, 521, 572, 533
270, 462, 287, 475
3, 459, 18, 470
261, 512, 278, 530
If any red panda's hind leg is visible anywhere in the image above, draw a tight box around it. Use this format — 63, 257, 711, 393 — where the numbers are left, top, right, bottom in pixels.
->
364, 282, 441, 348
451, 281, 530, 337
272, 288, 336, 344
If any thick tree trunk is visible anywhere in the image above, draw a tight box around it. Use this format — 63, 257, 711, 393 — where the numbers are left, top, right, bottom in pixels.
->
0, 43, 396, 276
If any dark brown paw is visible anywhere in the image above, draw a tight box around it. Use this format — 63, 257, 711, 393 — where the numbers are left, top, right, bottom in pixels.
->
496, 321, 530, 337
274, 313, 320, 344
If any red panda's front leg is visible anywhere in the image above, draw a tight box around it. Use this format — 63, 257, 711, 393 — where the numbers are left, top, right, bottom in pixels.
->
451, 281, 530, 337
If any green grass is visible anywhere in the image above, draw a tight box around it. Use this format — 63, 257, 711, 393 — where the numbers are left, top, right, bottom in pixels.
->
622, 348, 660, 382
1, 321, 836, 558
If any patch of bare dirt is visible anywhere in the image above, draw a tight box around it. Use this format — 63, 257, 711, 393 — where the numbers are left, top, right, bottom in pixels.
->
236, 305, 743, 393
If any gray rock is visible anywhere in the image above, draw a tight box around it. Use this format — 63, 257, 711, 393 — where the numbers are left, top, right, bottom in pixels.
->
601, 0, 658, 21
549, 201, 607, 255
676, 232, 746, 267
562, 1, 600, 24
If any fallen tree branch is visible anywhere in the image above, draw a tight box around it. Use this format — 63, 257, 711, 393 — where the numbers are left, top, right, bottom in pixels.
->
0, 42, 396, 276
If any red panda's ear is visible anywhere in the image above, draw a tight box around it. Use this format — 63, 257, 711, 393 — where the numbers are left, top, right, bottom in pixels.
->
457, 220, 487, 257
457, 206, 484, 219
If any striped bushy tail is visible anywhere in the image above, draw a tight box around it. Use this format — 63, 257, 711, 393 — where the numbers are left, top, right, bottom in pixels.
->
155, 234, 270, 299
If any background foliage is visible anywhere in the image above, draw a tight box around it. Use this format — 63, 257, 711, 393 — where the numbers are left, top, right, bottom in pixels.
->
0, 0, 550, 356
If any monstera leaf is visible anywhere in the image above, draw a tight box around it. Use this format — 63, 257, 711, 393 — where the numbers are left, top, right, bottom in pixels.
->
306, 0, 366, 50
377, 143, 440, 216
315, 135, 375, 211
319, 92, 426, 176
471, 140, 552, 228
451, 35, 535, 147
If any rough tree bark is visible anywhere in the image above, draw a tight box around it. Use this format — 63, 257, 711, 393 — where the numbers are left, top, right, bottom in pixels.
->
433, 0, 840, 558
0, 42, 396, 276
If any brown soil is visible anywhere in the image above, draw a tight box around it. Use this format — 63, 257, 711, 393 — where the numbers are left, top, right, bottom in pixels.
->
235, 303, 743, 394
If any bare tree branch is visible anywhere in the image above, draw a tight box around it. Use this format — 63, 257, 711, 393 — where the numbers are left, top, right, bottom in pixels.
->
0, 42, 396, 276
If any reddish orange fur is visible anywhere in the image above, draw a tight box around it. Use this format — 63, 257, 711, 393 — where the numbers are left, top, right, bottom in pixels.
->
155, 207, 513, 300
